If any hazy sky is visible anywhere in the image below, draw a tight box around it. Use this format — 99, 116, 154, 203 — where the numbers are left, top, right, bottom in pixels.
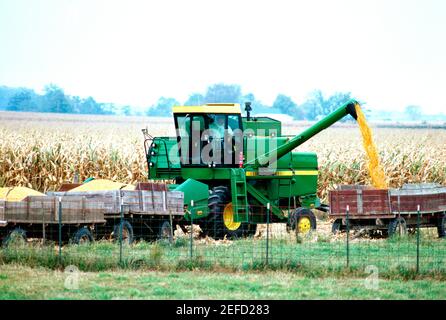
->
0, 0, 445, 113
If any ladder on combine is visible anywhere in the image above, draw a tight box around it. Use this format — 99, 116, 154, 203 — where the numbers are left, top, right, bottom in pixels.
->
230, 168, 249, 223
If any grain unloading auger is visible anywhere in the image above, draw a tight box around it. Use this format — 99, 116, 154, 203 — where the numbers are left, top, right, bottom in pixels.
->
143, 100, 359, 239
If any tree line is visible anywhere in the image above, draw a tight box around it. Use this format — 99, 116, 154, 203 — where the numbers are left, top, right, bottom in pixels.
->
0, 83, 358, 120
0, 83, 355, 120
146, 83, 354, 121
0, 84, 114, 115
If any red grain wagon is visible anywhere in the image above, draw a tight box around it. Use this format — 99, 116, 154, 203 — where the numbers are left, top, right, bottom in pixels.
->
0, 182, 184, 246
329, 183, 446, 237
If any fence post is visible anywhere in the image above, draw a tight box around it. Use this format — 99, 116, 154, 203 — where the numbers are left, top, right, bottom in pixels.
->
346, 205, 350, 268
42, 200, 46, 245
266, 203, 270, 266
169, 209, 174, 245
58, 197, 62, 266
119, 199, 124, 266
190, 200, 194, 261
416, 204, 420, 274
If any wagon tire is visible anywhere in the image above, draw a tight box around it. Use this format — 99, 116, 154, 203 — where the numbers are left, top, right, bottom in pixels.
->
388, 217, 407, 237
113, 220, 134, 244
332, 219, 343, 234
71, 227, 94, 245
158, 220, 173, 242
2, 227, 27, 247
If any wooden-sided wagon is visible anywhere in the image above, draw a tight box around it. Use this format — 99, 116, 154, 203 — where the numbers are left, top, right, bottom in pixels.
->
0, 183, 184, 246
329, 183, 446, 237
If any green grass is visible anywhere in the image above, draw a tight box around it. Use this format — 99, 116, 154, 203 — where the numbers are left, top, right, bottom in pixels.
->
0, 264, 444, 299
0, 235, 444, 280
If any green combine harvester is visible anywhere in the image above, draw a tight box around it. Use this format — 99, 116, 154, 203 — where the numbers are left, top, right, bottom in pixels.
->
143, 100, 359, 239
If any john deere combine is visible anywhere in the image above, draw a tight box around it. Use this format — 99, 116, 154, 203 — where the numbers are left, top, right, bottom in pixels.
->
143, 100, 358, 239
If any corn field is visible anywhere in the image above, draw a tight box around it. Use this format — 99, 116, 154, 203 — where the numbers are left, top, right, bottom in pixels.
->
1, 111, 445, 202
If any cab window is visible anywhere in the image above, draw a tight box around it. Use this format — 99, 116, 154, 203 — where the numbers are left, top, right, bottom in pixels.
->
174, 113, 243, 167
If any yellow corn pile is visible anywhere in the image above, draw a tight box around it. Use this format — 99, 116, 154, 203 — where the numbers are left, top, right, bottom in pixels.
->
354, 104, 388, 189
0, 187, 46, 201
68, 179, 135, 192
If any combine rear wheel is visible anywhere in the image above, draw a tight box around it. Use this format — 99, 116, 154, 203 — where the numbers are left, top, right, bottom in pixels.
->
203, 186, 247, 240
288, 208, 317, 234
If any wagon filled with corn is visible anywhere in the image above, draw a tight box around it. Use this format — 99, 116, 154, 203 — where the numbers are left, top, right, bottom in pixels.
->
0, 179, 184, 246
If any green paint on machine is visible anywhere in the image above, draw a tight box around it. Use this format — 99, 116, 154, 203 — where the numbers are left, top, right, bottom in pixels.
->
143, 100, 359, 238
173, 179, 209, 220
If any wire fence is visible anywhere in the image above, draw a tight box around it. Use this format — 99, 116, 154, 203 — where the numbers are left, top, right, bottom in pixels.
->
0, 201, 445, 277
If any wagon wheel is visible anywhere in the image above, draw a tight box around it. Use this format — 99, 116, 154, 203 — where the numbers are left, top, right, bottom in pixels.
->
332, 219, 343, 234
71, 227, 94, 245
2, 227, 27, 247
158, 220, 173, 242
78, 233, 91, 244
113, 220, 134, 244
388, 217, 407, 237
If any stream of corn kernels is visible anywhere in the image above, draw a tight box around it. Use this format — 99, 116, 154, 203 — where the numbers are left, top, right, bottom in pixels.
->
354, 103, 388, 189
